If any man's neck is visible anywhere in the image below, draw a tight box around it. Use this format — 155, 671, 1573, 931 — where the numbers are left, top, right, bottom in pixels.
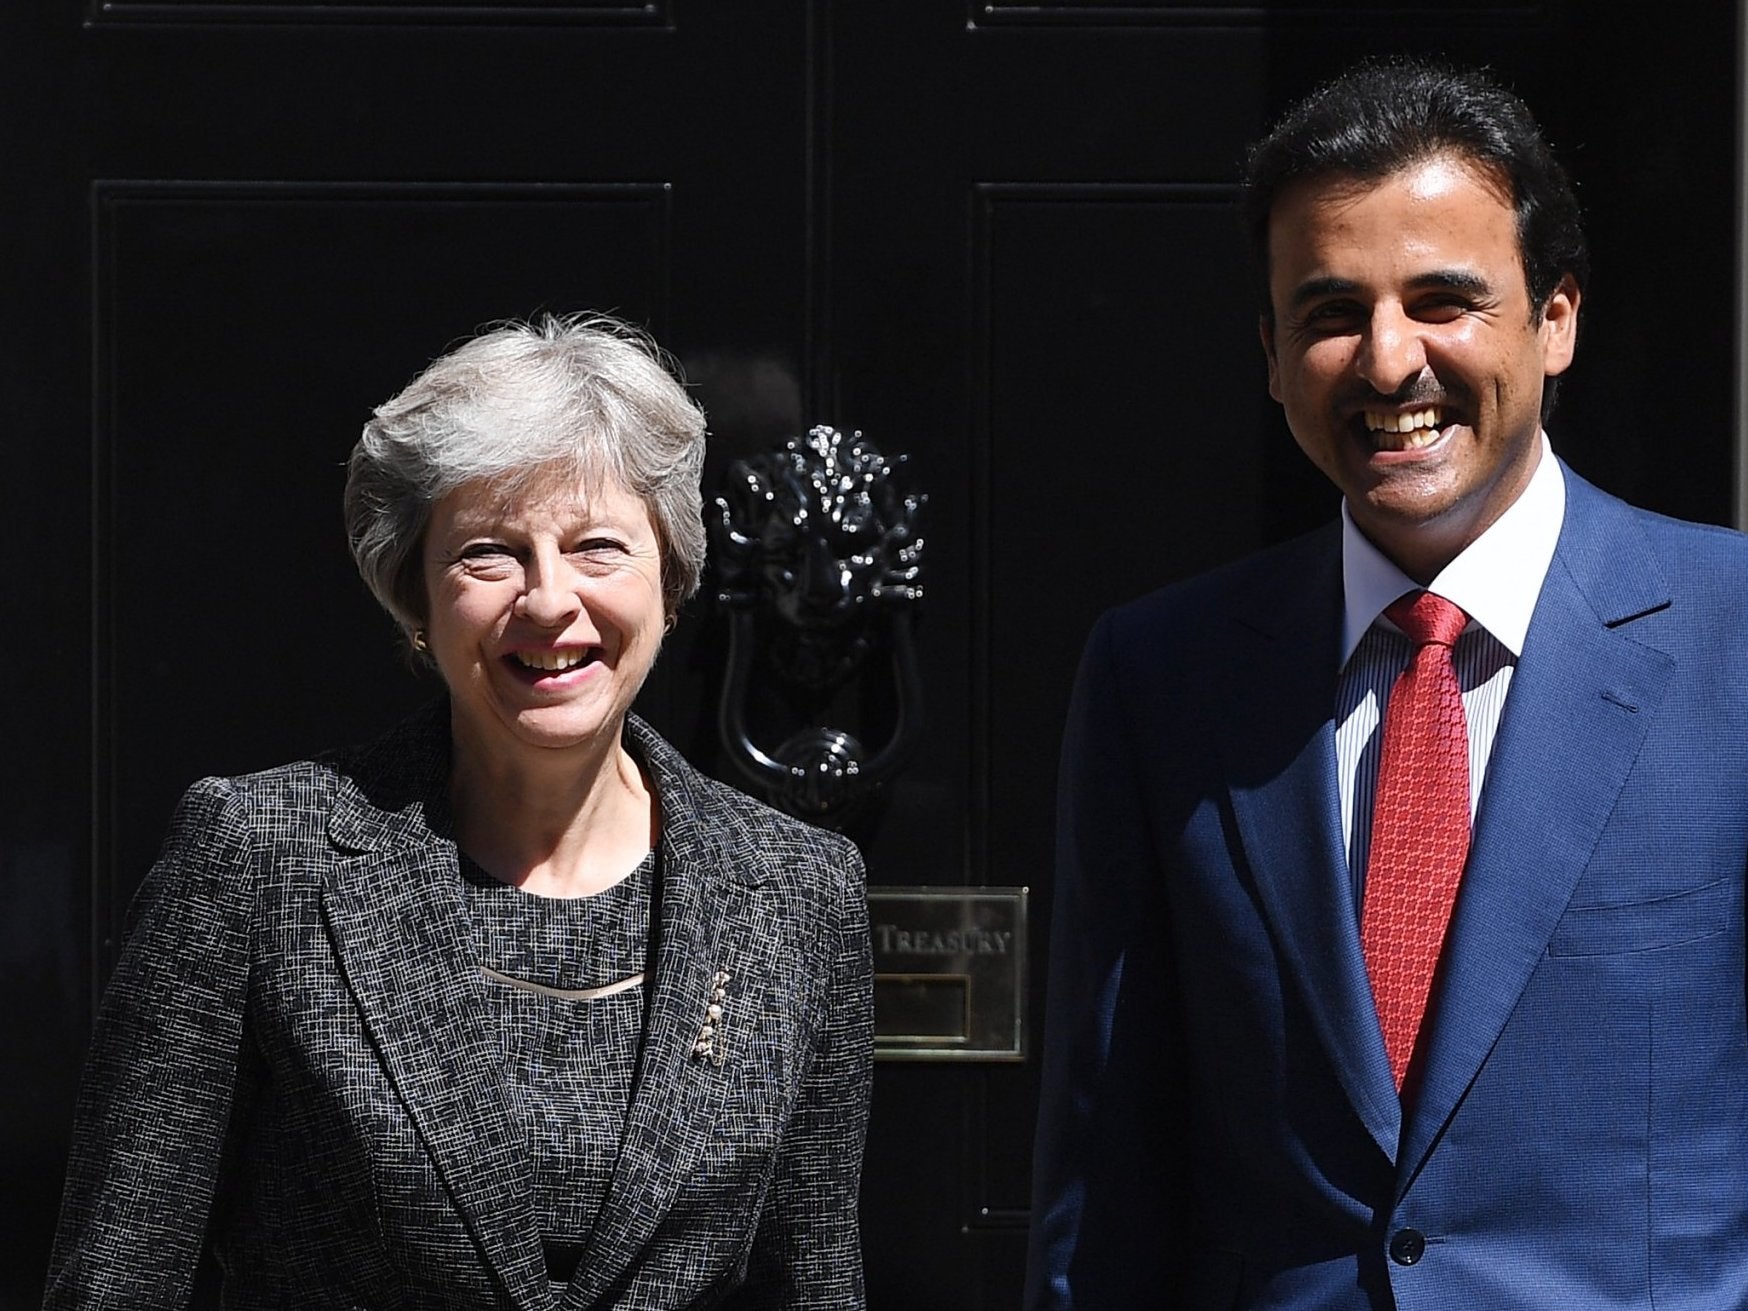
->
1340, 433, 1566, 662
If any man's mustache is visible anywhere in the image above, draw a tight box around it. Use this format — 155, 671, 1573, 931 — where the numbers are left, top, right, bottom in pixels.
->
1339, 376, 1467, 412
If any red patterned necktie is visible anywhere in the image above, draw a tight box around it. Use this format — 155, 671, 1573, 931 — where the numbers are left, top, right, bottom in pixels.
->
1361, 590, 1471, 1091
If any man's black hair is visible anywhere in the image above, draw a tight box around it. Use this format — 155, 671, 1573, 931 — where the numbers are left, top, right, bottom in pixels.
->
1242, 57, 1589, 327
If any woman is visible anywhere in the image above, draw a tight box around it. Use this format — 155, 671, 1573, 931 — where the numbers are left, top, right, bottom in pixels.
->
44, 315, 873, 1309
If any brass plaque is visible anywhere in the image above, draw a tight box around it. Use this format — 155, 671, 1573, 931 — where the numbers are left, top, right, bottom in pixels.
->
868, 886, 1027, 1061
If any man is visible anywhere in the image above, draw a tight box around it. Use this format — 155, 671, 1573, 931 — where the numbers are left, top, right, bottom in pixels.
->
1026, 57, 1748, 1310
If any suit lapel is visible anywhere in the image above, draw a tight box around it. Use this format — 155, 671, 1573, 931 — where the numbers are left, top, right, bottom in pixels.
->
1398, 471, 1676, 1191
1221, 527, 1403, 1162
561, 719, 756, 1309
320, 711, 552, 1311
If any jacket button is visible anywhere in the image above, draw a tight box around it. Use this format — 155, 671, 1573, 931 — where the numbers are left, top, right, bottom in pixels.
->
1389, 1228, 1426, 1266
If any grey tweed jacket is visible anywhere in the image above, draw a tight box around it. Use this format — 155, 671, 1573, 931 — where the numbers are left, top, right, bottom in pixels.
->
44, 706, 872, 1310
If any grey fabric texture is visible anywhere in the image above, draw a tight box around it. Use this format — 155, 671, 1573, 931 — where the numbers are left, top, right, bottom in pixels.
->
464, 848, 652, 1290
44, 705, 872, 1310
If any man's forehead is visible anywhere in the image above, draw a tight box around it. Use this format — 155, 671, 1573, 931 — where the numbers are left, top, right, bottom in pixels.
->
1264, 151, 1525, 298
1269, 151, 1516, 229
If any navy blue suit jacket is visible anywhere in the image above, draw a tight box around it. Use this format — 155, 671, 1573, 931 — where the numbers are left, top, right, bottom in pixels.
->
1026, 465, 1748, 1309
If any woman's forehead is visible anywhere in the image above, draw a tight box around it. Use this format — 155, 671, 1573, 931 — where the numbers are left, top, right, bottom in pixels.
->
435, 466, 646, 532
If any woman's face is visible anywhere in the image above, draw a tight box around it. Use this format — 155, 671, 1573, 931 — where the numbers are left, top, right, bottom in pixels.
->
421, 468, 666, 765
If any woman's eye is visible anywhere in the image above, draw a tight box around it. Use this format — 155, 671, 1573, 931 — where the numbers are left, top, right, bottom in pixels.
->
454, 544, 520, 578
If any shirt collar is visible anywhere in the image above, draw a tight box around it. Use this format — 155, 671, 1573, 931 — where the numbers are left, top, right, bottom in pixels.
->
1340, 432, 1565, 663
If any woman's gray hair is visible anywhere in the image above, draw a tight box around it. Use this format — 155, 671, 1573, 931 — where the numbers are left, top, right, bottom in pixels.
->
344, 313, 707, 639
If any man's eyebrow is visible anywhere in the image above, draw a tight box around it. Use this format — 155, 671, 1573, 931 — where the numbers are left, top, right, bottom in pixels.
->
1284, 268, 1495, 313
1285, 277, 1358, 313
1406, 268, 1493, 296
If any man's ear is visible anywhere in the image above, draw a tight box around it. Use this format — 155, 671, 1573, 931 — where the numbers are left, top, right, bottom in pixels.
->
1539, 273, 1581, 378
1260, 315, 1282, 402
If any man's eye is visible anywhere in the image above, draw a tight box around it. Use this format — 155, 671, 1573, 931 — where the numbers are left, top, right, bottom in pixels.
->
461, 543, 511, 559
1413, 298, 1470, 323
1304, 302, 1361, 324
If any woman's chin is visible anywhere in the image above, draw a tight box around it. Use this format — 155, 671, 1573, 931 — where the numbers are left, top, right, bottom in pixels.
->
448, 698, 623, 764
507, 705, 620, 753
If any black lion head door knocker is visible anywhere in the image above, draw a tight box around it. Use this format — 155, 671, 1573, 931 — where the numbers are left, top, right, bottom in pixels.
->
710, 425, 926, 829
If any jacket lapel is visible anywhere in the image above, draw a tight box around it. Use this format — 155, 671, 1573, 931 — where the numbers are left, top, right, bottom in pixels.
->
1398, 470, 1676, 1191
1221, 527, 1403, 1162
320, 710, 552, 1311
561, 718, 758, 1309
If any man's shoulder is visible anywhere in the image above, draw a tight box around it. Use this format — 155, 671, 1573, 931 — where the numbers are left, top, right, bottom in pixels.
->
1606, 499, 1748, 559
1562, 465, 1748, 585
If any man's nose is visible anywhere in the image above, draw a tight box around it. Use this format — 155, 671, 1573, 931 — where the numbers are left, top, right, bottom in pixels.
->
1354, 307, 1428, 396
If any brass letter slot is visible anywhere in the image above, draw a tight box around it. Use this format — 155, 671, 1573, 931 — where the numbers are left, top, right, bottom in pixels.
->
874, 974, 970, 1042
868, 887, 1027, 1062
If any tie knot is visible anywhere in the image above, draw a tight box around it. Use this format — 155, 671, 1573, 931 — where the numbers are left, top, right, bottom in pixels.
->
1384, 591, 1468, 648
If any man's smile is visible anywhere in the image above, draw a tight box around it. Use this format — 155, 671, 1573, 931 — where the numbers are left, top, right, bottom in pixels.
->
1363, 406, 1447, 449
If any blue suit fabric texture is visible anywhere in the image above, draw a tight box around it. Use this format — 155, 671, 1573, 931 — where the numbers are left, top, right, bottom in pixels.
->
45, 705, 873, 1311
1026, 464, 1748, 1310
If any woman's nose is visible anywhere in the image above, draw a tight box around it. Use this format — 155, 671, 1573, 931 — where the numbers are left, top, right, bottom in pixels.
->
515, 549, 583, 627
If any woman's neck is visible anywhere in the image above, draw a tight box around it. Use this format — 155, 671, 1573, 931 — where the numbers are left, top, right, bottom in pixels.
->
446, 717, 658, 899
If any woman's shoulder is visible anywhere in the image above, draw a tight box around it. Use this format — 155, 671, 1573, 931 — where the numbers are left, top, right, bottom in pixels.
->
166, 760, 344, 841
175, 700, 450, 835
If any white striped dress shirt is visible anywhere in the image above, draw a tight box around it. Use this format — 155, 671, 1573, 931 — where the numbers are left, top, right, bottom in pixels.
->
1334, 436, 1566, 910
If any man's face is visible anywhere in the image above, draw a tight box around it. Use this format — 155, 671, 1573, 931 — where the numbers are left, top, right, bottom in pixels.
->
1260, 153, 1579, 582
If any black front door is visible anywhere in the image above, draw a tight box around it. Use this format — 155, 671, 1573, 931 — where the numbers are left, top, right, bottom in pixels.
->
4, 3, 1736, 1307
